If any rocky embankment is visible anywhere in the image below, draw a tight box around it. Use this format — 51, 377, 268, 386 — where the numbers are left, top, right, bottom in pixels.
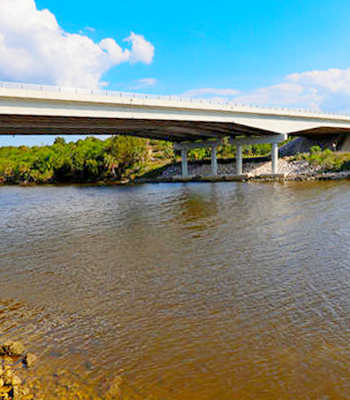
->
0, 341, 37, 400
0, 340, 125, 400
140, 157, 350, 182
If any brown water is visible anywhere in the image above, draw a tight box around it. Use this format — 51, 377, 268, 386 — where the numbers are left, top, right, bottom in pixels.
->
1, 181, 350, 399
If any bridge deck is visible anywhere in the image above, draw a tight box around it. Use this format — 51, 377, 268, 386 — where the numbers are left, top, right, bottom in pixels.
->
0, 115, 275, 142
1, 81, 350, 141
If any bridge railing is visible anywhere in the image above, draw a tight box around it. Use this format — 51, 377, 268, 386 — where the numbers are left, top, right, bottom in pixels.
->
0, 80, 347, 118
0, 80, 217, 104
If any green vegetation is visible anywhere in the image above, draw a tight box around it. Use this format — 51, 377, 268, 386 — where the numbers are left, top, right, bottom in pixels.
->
0, 135, 293, 185
294, 146, 350, 171
186, 137, 278, 161
0, 136, 150, 184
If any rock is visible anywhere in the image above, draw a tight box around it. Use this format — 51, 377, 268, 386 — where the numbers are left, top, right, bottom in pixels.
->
23, 353, 37, 368
0, 385, 12, 395
105, 376, 122, 399
2, 370, 13, 386
2, 357, 13, 370
11, 374, 22, 386
21, 395, 34, 400
1, 341, 25, 356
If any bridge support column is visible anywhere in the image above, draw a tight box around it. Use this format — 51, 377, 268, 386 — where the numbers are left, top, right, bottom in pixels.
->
236, 144, 243, 175
181, 149, 188, 178
271, 143, 278, 174
230, 134, 287, 176
211, 145, 218, 176
174, 139, 223, 178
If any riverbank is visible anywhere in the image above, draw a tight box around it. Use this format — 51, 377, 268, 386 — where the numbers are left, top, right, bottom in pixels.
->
2, 143, 350, 186
136, 156, 350, 183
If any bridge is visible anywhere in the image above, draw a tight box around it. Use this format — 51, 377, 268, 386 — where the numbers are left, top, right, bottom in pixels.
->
1, 81, 350, 177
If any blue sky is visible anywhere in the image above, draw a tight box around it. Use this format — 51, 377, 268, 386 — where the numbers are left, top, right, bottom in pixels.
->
36, 0, 350, 93
1, 0, 350, 146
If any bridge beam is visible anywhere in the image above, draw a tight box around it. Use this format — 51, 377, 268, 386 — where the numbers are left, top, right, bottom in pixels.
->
174, 139, 223, 150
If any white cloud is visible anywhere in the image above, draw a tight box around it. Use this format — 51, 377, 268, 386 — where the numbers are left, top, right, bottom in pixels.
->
130, 78, 157, 89
184, 67, 350, 113
233, 82, 323, 110
234, 68, 350, 112
125, 32, 154, 64
0, 0, 155, 88
287, 68, 350, 94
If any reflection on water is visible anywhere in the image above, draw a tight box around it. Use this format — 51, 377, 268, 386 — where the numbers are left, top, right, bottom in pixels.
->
1, 181, 350, 399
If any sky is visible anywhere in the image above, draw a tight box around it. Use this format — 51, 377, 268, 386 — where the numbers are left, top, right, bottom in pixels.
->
1, 0, 350, 146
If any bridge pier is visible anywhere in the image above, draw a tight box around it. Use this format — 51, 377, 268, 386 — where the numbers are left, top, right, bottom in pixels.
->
181, 149, 188, 178
236, 144, 243, 175
271, 143, 278, 174
175, 135, 286, 178
230, 134, 287, 175
211, 145, 218, 176
175, 140, 223, 178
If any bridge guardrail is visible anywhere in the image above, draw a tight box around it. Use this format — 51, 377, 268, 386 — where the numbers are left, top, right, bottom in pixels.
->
0, 80, 348, 118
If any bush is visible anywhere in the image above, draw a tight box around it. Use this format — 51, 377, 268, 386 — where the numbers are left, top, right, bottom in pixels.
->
0, 135, 149, 184
294, 148, 350, 172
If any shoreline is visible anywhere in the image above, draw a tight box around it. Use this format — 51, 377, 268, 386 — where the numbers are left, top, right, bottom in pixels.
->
135, 171, 350, 184
2, 158, 350, 186
136, 156, 350, 183
2, 171, 350, 186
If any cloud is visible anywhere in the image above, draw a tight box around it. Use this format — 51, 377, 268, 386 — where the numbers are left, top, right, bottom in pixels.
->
130, 78, 157, 89
234, 68, 350, 112
184, 68, 350, 113
233, 82, 322, 110
287, 68, 350, 94
0, 0, 155, 88
125, 32, 154, 64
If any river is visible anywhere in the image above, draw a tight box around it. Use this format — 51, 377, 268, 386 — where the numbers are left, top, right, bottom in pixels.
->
1, 181, 350, 399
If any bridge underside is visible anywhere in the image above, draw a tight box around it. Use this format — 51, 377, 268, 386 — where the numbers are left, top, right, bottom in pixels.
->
289, 126, 350, 136
1, 115, 350, 143
0, 114, 278, 142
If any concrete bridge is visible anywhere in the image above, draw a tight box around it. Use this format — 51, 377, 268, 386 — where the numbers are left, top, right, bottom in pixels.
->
1, 81, 350, 177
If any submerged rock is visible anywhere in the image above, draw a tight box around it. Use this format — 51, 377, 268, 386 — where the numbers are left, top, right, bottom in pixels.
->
0, 341, 37, 400
105, 376, 123, 400
23, 354, 37, 369
1, 342, 25, 357
10, 375, 22, 387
